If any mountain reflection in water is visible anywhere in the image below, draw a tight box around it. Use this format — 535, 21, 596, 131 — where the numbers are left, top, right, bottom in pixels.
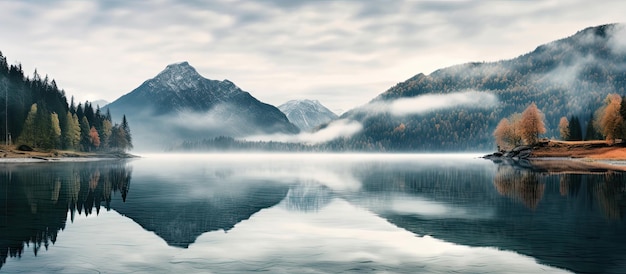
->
1, 154, 625, 273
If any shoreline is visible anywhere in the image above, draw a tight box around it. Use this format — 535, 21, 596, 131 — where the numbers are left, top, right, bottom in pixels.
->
0, 147, 138, 163
484, 140, 626, 173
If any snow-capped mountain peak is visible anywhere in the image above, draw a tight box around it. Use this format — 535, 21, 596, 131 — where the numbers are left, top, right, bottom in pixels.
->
152, 61, 204, 92
278, 99, 338, 131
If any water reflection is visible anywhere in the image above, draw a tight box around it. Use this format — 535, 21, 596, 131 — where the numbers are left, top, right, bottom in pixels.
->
108, 176, 289, 248
0, 160, 131, 270
493, 165, 545, 209
2, 154, 626, 273
493, 164, 626, 220
282, 183, 333, 212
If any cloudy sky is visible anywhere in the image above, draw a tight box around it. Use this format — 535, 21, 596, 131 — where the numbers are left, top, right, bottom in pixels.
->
0, 0, 624, 114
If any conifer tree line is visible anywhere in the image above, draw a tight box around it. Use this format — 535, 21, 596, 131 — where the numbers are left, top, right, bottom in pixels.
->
0, 51, 132, 152
495, 93, 626, 150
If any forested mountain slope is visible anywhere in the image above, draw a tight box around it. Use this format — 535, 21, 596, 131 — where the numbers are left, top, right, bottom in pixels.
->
339, 24, 626, 151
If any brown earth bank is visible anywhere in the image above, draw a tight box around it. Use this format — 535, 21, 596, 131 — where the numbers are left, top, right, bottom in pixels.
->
0, 145, 137, 161
530, 140, 626, 160
487, 140, 626, 173
528, 158, 626, 173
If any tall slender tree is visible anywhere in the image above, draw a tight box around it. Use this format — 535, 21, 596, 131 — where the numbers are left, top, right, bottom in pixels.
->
584, 114, 600, 140
89, 126, 100, 150
519, 102, 546, 145
79, 116, 91, 151
63, 111, 81, 150
558, 116, 569, 140
595, 93, 623, 143
121, 115, 132, 150
50, 112, 61, 148
17, 103, 37, 147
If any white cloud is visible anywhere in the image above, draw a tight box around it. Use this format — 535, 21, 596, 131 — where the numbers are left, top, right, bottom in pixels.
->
0, 0, 624, 113
362, 90, 499, 117
242, 118, 362, 145
608, 24, 626, 55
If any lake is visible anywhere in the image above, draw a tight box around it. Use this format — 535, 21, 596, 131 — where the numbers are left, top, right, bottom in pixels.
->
1, 153, 625, 273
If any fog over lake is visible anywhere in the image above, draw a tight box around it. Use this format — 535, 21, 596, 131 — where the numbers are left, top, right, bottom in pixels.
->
2, 153, 625, 273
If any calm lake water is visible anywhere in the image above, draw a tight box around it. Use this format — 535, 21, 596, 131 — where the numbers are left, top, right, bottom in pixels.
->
1, 153, 625, 273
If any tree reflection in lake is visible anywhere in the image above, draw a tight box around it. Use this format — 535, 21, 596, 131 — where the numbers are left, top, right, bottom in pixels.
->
345, 159, 626, 274
493, 165, 545, 209
494, 164, 626, 220
0, 160, 132, 269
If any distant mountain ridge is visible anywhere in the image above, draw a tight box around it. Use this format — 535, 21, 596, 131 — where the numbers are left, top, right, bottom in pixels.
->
278, 99, 337, 131
334, 23, 626, 151
106, 62, 299, 150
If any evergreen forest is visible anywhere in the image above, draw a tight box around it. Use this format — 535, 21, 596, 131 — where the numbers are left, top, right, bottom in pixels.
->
0, 51, 132, 152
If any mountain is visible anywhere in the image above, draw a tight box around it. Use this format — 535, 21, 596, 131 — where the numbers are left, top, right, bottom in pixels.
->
105, 62, 299, 150
91, 99, 108, 108
278, 99, 338, 131
335, 23, 626, 151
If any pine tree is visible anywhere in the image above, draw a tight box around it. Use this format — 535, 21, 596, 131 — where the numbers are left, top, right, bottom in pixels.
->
121, 115, 132, 150
17, 103, 37, 147
584, 114, 600, 140
76, 103, 84, 121
100, 119, 112, 150
33, 103, 53, 149
50, 112, 61, 149
109, 124, 127, 152
569, 116, 583, 141
79, 116, 91, 151
84, 102, 94, 126
63, 111, 81, 150
69, 96, 76, 114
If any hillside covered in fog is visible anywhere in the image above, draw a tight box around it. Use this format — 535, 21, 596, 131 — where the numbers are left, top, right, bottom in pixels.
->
334, 24, 626, 151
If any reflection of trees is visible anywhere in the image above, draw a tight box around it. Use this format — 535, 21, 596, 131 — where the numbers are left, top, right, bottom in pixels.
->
0, 161, 132, 269
592, 173, 626, 220
559, 174, 582, 197
493, 165, 545, 209
501, 168, 626, 220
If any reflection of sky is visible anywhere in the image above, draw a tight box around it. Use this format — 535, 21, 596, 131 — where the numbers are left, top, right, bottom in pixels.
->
5, 199, 568, 273
350, 193, 495, 220
134, 153, 490, 192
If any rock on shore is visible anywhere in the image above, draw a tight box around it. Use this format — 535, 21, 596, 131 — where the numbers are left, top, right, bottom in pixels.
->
483, 145, 533, 160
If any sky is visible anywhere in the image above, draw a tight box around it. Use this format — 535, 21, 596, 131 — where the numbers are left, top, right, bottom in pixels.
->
0, 0, 625, 114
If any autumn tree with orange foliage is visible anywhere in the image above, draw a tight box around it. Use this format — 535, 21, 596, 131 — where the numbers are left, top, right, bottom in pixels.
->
494, 118, 515, 150
89, 126, 101, 149
494, 103, 546, 149
595, 93, 623, 143
519, 102, 546, 145
558, 116, 569, 140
